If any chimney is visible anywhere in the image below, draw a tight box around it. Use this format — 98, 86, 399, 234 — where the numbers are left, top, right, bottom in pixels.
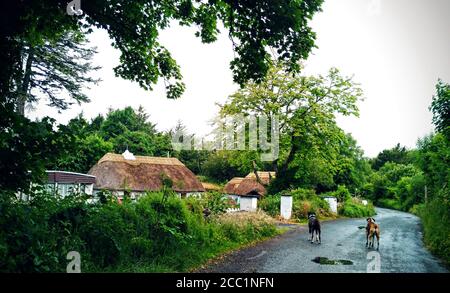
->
122, 148, 136, 160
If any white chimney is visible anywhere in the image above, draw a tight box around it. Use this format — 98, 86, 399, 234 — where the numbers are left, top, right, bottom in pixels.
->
122, 149, 136, 160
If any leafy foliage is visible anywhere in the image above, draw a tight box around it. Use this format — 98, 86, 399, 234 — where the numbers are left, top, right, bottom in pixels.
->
430, 79, 450, 138
2, 0, 324, 102
12, 31, 100, 115
260, 188, 334, 221
0, 104, 63, 192
413, 190, 450, 265
200, 191, 232, 215
371, 143, 410, 170
0, 190, 277, 272
338, 198, 375, 218
220, 62, 363, 192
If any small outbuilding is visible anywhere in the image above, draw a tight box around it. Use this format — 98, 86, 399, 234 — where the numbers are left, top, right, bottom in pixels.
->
223, 177, 266, 212
18, 170, 96, 201
46, 170, 96, 196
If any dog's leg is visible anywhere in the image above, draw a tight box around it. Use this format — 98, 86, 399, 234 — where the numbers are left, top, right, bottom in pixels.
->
318, 229, 321, 244
376, 232, 380, 250
311, 230, 315, 244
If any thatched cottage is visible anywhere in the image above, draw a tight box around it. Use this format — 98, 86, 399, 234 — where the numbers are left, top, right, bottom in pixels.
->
223, 176, 267, 212
88, 151, 205, 200
224, 171, 275, 199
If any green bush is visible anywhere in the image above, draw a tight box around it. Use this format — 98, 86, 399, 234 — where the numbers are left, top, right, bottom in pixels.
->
199, 191, 231, 215
260, 188, 332, 221
416, 193, 450, 265
0, 189, 277, 272
291, 188, 316, 201
258, 195, 281, 217
377, 198, 402, 210
339, 198, 375, 218
334, 185, 352, 202
321, 185, 352, 203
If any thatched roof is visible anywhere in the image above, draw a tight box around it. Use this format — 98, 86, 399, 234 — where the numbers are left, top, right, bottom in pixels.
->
224, 177, 266, 197
201, 182, 222, 191
223, 177, 245, 194
234, 178, 266, 197
88, 153, 205, 193
245, 171, 276, 185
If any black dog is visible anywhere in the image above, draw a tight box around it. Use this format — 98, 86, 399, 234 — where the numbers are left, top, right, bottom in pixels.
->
308, 212, 321, 244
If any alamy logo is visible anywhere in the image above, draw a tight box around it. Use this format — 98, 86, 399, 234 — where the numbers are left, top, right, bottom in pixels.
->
171, 115, 279, 161
66, 251, 81, 273
66, 0, 83, 16
366, 251, 381, 273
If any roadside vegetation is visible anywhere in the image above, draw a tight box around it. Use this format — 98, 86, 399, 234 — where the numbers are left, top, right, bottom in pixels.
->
259, 186, 375, 221
0, 190, 277, 272
360, 80, 450, 265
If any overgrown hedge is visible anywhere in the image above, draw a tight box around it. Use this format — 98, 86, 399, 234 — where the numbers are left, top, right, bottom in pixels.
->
0, 191, 277, 272
338, 198, 376, 218
412, 191, 450, 266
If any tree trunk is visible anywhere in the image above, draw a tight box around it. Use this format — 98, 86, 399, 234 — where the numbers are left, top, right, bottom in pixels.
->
271, 158, 279, 174
279, 135, 299, 175
17, 47, 34, 116
252, 160, 263, 185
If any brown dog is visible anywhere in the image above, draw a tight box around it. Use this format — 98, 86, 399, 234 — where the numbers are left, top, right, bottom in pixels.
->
366, 217, 380, 250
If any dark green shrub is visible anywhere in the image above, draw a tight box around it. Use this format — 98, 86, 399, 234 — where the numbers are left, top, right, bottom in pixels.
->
334, 185, 352, 202
0, 191, 87, 272
0, 189, 277, 272
339, 199, 375, 218
377, 198, 401, 210
259, 195, 281, 217
291, 188, 316, 201
200, 191, 231, 215
417, 192, 450, 265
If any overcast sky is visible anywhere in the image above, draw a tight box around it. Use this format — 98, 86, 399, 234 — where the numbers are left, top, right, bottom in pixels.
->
28, 0, 450, 157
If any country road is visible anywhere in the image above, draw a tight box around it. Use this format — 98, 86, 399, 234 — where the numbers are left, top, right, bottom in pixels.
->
197, 208, 448, 273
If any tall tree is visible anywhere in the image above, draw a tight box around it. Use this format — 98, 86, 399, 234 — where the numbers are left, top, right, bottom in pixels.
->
371, 143, 409, 170
12, 31, 100, 115
430, 79, 450, 138
1, 0, 325, 192
219, 63, 362, 191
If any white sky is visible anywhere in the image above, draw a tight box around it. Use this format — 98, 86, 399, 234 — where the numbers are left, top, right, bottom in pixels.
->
28, 0, 450, 157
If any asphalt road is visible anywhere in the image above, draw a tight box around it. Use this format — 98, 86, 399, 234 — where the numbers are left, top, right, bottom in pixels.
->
197, 208, 448, 273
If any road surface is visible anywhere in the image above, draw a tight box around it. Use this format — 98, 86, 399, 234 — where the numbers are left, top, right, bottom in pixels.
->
197, 208, 448, 273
